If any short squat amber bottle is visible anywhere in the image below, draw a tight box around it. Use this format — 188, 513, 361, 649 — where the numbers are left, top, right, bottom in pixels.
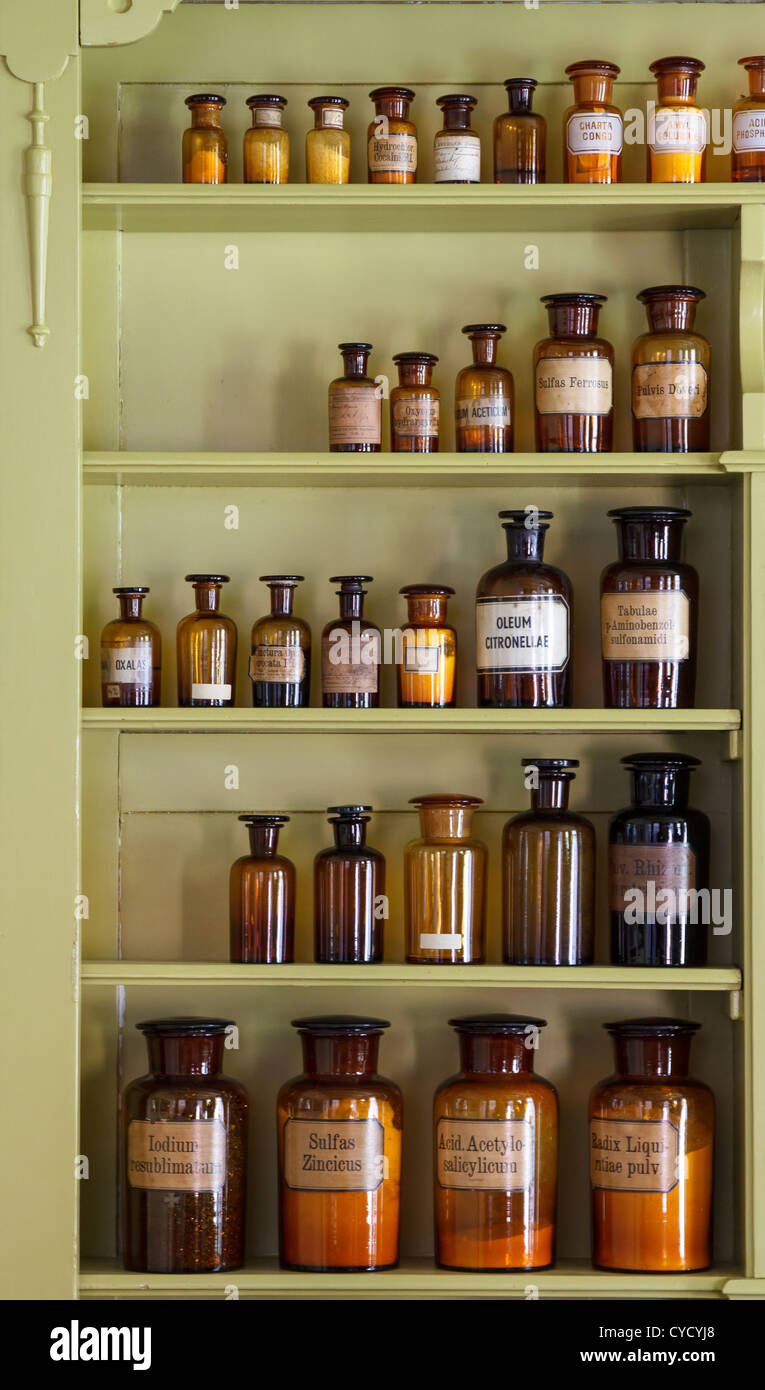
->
610, 754, 710, 967
278, 1017, 402, 1272
434, 94, 481, 184
122, 1018, 247, 1274
563, 61, 622, 184
434, 1015, 558, 1271
503, 759, 595, 966
391, 352, 439, 452
590, 1018, 714, 1272
177, 574, 236, 707
601, 507, 697, 709
405, 795, 486, 964
494, 79, 546, 184
230, 815, 295, 964
455, 324, 514, 453
249, 574, 310, 708
733, 57, 765, 181
314, 806, 386, 964
101, 586, 161, 707
632, 286, 710, 453
368, 87, 417, 183
306, 96, 350, 184
648, 58, 706, 184
534, 293, 613, 452
321, 575, 381, 708
328, 343, 382, 452
476, 510, 573, 709
397, 585, 456, 709
183, 94, 227, 184
244, 95, 289, 184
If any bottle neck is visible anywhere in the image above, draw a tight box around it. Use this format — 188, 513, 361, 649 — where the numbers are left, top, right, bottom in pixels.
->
193, 583, 221, 614
441, 105, 472, 132
656, 73, 699, 106
746, 66, 765, 99
530, 775, 571, 812
301, 1033, 380, 1077
118, 595, 144, 620
247, 824, 280, 856
645, 299, 697, 332
546, 303, 600, 337
332, 818, 367, 850
631, 768, 690, 809
397, 362, 432, 387
459, 1034, 535, 1075
375, 97, 409, 121
572, 74, 615, 105
418, 805, 475, 840
470, 335, 499, 367
146, 1035, 225, 1076
507, 84, 535, 115
190, 106, 222, 129
338, 591, 365, 620
613, 1035, 692, 1079
406, 595, 448, 625
341, 350, 371, 379
504, 525, 547, 563
269, 585, 294, 617
616, 519, 684, 563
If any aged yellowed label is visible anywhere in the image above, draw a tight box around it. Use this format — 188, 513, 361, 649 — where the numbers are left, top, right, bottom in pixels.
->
632, 363, 708, 420
127, 1120, 227, 1192
322, 631, 379, 694
368, 133, 417, 174
436, 1118, 533, 1192
255, 108, 282, 128
328, 386, 381, 447
590, 1117, 679, 1193
608, 843, 697, 913
283, 1118, 385, 1191
434, 134, 481, 182
535, 357, 612, 416
601, 591, 690, 662
476, 595, 570, 674
455, 396, 511, 428
392, 396, 440, 438
249, 645, 305, 683
322, 107, 344, 129
403, 643, 440, 674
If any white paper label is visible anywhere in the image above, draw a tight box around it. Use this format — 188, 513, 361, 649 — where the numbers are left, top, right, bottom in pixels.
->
476, 595, 570, 674
322, 107, 344, 129
419, 933, 463, 950
650, 108, 706, 154
566, 112, 623, 155
434, 134, 481, 182
733, 110, 765, 152
191, 682, 232, 700
101, 646, 152, 684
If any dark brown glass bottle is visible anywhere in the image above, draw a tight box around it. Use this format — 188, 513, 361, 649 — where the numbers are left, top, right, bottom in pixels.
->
601, 508, 698, 709
476, 510, 572, 709
321, 575, 381, 708
398, 585, 456, 709
122, 1017, 247, 1273
249, 575, 311, 708
391, 353, 439, 452
177, 574, 237, 707
632, 287, 710, 453
494, 79, 546, 184
503, 759, 595, 965
534, 294, 613, 452
101, 586, 161, 707
278, 1017, 402, 1271
455, 324, 514, 453
182, 94, 227, 184
328, 343, 382, 453
563, 61, 622, 184
733, 57, 765, 181
610, 755, 710, 967
230, 814, 295, 964
368, 87, 417, 183
314, 806, 386, 963
434, 94, 481, 184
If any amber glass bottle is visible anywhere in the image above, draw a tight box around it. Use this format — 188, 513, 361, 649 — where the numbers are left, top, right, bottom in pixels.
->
328, 343, 382, 453
405, 795, 486, 964
476, 510, 572, 709
503, 759, 595, 966
391, 353, 439, 452
306, 96, 350, 184
590, 1018, 714, 1272
398, 585, 456, 708
182, 95, 227, 184
101, 587, 161, 707
632, 287, 710, 453
244, 95, 289, 184
368, 87, 417, 183
434, 94, 481, 184
534, 293, 613, 452
494, 79, 546, 184
230, 814, 295, 964
455, 324, 514, 453
648, 58, 706, 183
249, 575, 310, 708
177, 575, 236, 707
122, 1018, 247, 1273
314, 807, 385, 963
321, 575, 381, 708
610, 755, 710, 967
601, 507, 697, 709
278, 1017, 402, 1271
435, 1015, 558, 1271
563, 61, 622, 184
733, 57, 765, 180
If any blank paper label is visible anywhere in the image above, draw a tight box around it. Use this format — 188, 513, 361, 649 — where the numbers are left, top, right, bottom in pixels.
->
437, 1118, 534, 1191
191, 682, 232, 700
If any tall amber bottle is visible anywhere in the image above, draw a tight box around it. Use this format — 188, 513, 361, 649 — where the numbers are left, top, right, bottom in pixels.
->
101, 586, 161, 707
182, 95, 227, 184
733, 57, 765, 181
278, 1017, 402, 1271
314, 806, 385, 963
321, 575, 381, 708
306, 96, 350, 184
590, 1018, 714, 1272
397, 585, 456, 709
648, 58, 706, 183
405, 795, 486, 964
534, 293, 613, 452
434, 1015, 558, 1271
434, 94, 481, 184
455, 324, 514, 453
230, 814, 295, 964
502, 759, 595, 966
177, 574, 237, 707
494, 79, 546, 184
328, 343, 382, 453
632, 287, 710, 453
563, 61, 622, 184
368, 87, 417, 183
244, 95, 289, 183
391, 353, 440, 452
249, 574, 311, 708
476, 510, 572, 709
